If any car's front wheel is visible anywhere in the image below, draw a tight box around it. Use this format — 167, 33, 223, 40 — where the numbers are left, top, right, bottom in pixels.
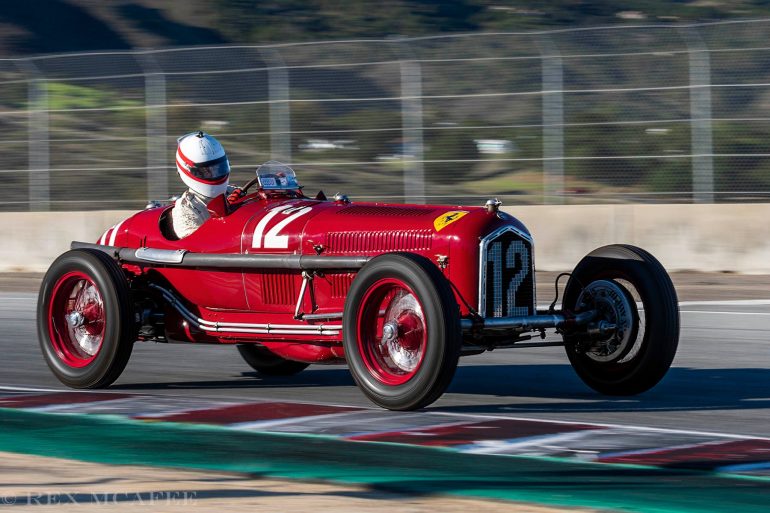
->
343, 253, 461, 411
37, 249, 136, 388
562, 244, 680, 395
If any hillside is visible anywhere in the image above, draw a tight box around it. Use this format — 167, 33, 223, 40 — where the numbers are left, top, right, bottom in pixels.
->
0, 0, 768, 56
0, 0, 768, 209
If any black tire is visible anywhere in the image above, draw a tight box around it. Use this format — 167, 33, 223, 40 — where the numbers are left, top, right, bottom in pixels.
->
37, 249, 136, 388
343, 253, 461, 411
563, 244, 680, 395
237, 344, 310, 376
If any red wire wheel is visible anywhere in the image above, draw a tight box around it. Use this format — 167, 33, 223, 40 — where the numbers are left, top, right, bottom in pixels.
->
356, 278, 427, 386
343, 253, 461, 411
48, 271, 106, 367
38, 249, 136, 388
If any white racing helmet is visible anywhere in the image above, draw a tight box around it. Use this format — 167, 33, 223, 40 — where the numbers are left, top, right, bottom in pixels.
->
175, 131, 231, 198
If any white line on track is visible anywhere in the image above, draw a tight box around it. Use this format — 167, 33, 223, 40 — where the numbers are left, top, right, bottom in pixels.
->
230, 411, 367, 431
679, 299, 770, 307
680, 310, 770, 316
27, 398, 137, 412
0, 385, 65, 393
460, 429, 607, 455
427, 410, 770, 442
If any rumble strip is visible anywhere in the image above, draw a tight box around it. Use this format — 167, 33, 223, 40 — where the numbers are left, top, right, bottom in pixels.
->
1, 387, 769, 478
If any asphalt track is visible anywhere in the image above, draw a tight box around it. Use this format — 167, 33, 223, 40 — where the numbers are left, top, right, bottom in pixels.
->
3, 290, 770, 437
5, 286, 770, 510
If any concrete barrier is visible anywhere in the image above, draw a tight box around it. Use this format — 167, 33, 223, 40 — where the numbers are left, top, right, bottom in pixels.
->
2, 204, 768, 273
506, 203, 770, 273
0, 211, 130, 273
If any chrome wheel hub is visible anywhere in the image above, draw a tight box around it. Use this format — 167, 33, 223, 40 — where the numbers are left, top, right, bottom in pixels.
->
577, 280, 635, 363
68, 281, 104, 357
379, 293, 424, 373
66, 311, 85, 328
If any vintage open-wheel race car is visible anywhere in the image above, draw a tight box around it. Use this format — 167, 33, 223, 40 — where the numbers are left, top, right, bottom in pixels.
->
37, 162, 680, 410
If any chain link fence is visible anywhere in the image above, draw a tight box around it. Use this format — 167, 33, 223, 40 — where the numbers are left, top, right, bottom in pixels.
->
2, 19, 770, 210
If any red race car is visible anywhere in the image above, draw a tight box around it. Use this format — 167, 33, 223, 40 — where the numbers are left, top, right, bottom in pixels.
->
38, 163, 679, 410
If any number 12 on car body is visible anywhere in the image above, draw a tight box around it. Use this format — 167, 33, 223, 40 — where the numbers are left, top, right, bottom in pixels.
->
252, 205, 313, 249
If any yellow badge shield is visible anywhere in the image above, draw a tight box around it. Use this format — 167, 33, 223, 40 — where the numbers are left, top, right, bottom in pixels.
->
434, 210, 468, 232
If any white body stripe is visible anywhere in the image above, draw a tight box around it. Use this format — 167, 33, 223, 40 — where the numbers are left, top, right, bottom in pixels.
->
251, 207, 285, 249
98, 230, 109, 245
108, 219, 126, 246
252, 206, 313, 249
263, 207, 313, 249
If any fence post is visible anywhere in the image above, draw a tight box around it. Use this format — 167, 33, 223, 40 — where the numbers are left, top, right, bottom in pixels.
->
681, 28, 714, 203
139, 53, 168, 202
539, 36, 565, 205
395, 41, 425, 204
17, 59, 49, 211
259, 48, 291, 163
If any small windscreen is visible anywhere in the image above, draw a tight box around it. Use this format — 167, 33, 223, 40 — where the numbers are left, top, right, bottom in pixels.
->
257, 161, 301, 190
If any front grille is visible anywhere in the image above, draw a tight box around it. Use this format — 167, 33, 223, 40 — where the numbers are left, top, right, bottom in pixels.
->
480, 227, 535, 318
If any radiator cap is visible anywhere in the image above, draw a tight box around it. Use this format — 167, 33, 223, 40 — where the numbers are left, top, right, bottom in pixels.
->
485, 198, 502, 213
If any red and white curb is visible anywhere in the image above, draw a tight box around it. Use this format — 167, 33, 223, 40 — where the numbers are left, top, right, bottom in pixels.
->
1, 386, 769, 477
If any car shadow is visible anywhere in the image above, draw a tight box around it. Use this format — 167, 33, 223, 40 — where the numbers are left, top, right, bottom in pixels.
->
112, 368, 356, 391
113, 364, 770, 414
438, 364, 770, 414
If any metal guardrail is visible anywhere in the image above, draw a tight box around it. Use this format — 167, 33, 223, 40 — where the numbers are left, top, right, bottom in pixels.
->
3, 19, 770, 210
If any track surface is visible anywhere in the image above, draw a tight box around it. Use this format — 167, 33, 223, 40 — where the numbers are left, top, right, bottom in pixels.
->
5, 289, 770, 439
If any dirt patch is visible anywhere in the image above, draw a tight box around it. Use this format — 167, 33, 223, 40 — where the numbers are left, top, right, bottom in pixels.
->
0, 451, 590, 513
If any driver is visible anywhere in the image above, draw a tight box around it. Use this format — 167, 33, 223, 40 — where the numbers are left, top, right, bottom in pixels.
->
171, 131, 231, 238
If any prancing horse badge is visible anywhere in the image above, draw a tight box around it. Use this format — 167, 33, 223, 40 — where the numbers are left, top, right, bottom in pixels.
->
434, 210, 468, 232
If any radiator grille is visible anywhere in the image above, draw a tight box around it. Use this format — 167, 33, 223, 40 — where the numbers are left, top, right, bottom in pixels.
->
480, 228, 535, 318
327, 230, 432, 254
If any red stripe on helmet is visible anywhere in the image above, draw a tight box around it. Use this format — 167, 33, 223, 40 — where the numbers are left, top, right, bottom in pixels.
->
176, 147, 196, 168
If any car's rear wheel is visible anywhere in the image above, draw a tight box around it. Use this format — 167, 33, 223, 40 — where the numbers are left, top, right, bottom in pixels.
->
562, 244, 679, 395
237, 344, 310, 376
343, 253, 461, 411
37, 249, 136, 388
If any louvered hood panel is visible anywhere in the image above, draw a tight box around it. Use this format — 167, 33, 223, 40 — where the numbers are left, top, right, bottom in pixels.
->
326, 229, 433, 254
301, 202, 469, 257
